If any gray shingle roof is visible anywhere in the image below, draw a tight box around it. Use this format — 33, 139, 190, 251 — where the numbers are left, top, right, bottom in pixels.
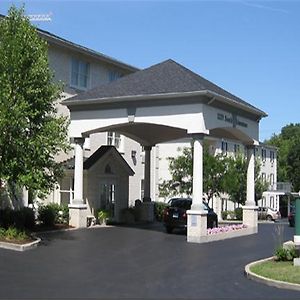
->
66, 59, 265, 116
62, 145, 134, 175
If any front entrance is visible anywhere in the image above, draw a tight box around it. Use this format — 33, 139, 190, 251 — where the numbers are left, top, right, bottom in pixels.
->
100, 180, 116, 218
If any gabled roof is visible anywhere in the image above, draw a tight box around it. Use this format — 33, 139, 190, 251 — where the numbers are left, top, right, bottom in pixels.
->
0, 14, 139, 73
62, 146, 134, 175
64, 59, 267, 118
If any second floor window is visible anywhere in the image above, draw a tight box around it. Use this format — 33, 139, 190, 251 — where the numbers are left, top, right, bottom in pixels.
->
109, 71, 123, 82
270, 173, 275, 185
270, 150, 275, 162
107, 132, 121, 149
71, 58, 90, 89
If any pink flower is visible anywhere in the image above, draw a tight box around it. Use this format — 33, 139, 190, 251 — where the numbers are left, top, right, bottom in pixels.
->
207, 224, 247, 235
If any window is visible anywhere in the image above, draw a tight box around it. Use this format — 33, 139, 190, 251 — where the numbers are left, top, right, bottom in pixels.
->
107, 132, 121, 149
108, 71, 123, 82
270, 150, 275, 163
234, 144, 240, 155
270, 173, 275, 185
261, 149, 267, 161
221, 141, 228, 155
262, 172, 266, 182
71, 58, 90, 89
270, 196, 274, 209
141, 179, 144, 199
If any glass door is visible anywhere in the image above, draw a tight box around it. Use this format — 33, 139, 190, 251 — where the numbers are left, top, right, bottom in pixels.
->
100, 182, 116, 218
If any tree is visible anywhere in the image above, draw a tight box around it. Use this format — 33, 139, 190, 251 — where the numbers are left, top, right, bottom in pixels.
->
203, 150, 227, 204
159, 147, 193, 198
223, 154, 268, 205
266, 123, 300, 191
159, 146, 267, 206
159, 145, 228, 204
287, 143, 300, 192
0, 6, 69, 203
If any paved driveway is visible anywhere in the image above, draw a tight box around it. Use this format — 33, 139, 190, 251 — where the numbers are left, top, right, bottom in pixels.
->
0, 222, 299, 299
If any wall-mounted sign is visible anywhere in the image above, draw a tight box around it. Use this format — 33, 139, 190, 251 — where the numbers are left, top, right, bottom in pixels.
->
191, 215, 197, 227
217, 113, 248, 128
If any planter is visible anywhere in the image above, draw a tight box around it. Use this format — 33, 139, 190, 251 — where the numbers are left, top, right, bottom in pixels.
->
0, 237, 41, 251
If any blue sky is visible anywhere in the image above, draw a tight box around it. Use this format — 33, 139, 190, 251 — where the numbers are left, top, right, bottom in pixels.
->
1, 0, 299, 141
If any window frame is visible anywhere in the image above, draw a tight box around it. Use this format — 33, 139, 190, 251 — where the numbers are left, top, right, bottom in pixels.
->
70, 57, 90, 90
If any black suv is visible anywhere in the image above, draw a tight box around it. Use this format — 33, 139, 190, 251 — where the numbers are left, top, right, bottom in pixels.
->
163, 198, 218, 234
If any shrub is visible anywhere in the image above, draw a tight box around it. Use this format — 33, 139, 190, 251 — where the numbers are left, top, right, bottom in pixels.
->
38, 205, 56, 227
275, 246, 298, 261
154, 202, 169, 221
97, 209, 112, 225
14, 207, 35, 230
38, 203, 69, 227
221, 211, 228, 220
121, 207, 137, 224
1, 227, 28, 241
0, 207, 35, 230
234, 207, 243, 220
0, 208, 14, 229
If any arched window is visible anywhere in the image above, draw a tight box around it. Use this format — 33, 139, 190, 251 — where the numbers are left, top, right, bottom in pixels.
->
105, 164, 113, 174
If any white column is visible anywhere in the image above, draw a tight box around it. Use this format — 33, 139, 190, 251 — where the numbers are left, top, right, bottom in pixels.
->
68, 137, 88, 228
243, 145, 258, 232
143, 146, 152, 202
73, 137, 85, 204
187, 134, 208, 243
191, 134, 206, 211
22, 187, 29, 207
246, 145, 255, 206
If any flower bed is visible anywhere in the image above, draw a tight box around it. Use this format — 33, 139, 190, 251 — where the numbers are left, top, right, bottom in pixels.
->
207, 224, 247, 235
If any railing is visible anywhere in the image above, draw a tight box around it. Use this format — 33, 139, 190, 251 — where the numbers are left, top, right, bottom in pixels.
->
269, 182, 292, 192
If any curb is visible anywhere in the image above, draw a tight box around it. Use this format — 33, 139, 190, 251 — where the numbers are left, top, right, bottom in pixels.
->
245, 257, 300, 291
0, 237, 41, 252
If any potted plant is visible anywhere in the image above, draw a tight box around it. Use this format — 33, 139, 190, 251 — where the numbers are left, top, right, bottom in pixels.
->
97, 210, 111, 225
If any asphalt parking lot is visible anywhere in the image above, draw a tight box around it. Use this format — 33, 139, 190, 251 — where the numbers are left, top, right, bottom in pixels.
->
0, 222, 299, 299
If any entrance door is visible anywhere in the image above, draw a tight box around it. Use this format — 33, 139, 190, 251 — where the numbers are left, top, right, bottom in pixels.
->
100, 181, 116, 218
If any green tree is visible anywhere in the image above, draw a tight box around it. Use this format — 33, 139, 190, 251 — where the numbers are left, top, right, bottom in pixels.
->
287, 143, 300, 192
224, 154, 268, 205
266, 123, 300, 190
203, 150, 227, 204
159, 147, 193, 198
159, 145, 228, 204
159, 146, 267, 206
0, 7, 69, 202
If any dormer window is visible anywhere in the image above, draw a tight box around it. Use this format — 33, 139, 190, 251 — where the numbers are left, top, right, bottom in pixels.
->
71, 58, 90, 90
108, 71, 123, 82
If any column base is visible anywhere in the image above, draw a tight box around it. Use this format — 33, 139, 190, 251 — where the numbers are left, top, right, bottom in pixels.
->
68, 204, 88, 228
187, 210, 208, 243
242, 205, 258, 232
136, 202, 154, 222
294, 235, 300, 245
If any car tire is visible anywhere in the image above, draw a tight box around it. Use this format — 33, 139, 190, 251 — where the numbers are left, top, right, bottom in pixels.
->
166, 226, 173, 234
266, 215, 273, 222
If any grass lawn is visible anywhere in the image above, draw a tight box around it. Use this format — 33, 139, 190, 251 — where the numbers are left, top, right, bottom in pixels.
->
250, 260, 300, 284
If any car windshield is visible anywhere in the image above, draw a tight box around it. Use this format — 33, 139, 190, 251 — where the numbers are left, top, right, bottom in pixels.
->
168, 198, 212, 211
169, 199, 191, 209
